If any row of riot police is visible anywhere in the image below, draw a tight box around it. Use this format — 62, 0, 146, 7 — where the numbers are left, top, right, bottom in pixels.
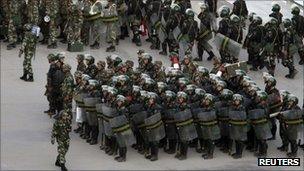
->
68, 52, 303, 163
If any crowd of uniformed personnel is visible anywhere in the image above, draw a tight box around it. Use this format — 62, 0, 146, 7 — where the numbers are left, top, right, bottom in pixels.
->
43, 49, 303, 170
1, 0, 304, 82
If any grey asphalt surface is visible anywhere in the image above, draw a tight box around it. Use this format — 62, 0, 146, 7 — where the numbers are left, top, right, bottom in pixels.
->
1, 0, 304, 170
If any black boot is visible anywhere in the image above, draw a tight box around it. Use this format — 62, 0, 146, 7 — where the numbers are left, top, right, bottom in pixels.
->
232, 141, 243, 159
47, 42, 57, 49
203, 140, 214, 159
20, 70, 27, 80
60, 164, 68, 171
90, 126, 99, 145
106, 45, 115, 52
25, 75, 34, 82
178, 142, 188, 160
55, 159, 60, 167
90, 41, 100, 49
80, 122, 87, 138
287, 140, 298, 158
255, 140, 267, 158
7, 43, 16, 50
115, 147, 127, 162
150, 143, 159, 161
84, 125, 92, 140
108, 137, 118, 155
165, 139, 176, 154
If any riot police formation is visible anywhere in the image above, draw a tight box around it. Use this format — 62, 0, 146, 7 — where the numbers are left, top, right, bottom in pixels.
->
42, 48, 303, 171
2, 1, 304, 80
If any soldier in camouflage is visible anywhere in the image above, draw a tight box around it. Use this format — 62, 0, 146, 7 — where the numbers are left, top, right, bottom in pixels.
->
19, 23, 38, 82
264, 76, 282, 140
195, 2, 215, 61
66, 4, 83, 47
181, 55, 197, 79
278, 94, 302, 158
282, 18, 299, 78
46, 0, 60, 49
51, 110, 71, 171
44, 54, 58, 114
152, 61, 166, 82
104, 0, 119, 52
84, 54, 98, 79
291, 5, 304, 65
96, 60, 107, 84
229, 94, 247, 159
61, 64, 75, 112
7, 0, 26, 50
76, 54, 87, 72
199, 93, 219, 159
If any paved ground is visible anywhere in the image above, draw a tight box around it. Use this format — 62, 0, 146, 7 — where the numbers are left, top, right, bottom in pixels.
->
1, 0, 304, 170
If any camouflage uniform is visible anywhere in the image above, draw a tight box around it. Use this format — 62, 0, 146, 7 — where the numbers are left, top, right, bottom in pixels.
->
7, 0, 26, 49
104, 0, 119, 52
27, 0, 40, 25
282, 19, 299, 78
76, 54, 87, 72
66, 5, 83, 45
96, 61, 108, 84
19, 24, 38, 81
45, 0, 60, 48
61, 65, 75, 112
0, 0, 9, 40
51, 110, 72, 170
182, 57, 196, 79
59, 0, 72, 41
152, 61, 166, 82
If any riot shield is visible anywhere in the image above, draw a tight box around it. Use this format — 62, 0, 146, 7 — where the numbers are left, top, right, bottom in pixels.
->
110, 115, 136, 147
217, 106, 230, 137
101, 103, 117, 136
145, 113, 166, 142
248, 109, 272, 140
224, 61, 248, 78
228, 110, 248, 141
84, 97, 101, 126
174, 109, 198, 141
213, 33, 242, 58
190, 107, 204, 138
96, 103, 104, 134
163, 109, 178, 140
282, 109, 303, 140
197, 110, 220, 141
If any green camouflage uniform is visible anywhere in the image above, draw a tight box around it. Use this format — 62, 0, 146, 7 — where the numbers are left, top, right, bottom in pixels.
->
61, 72, 75, 112
51, 110, 72, 165
20, 30, 37, 77
45, 0, 59, 45
8, 0, 26, 44
0, 0, 9, 39
66, 6, 83, 44
27, 0, 40, 25
103, 2, 118, 48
